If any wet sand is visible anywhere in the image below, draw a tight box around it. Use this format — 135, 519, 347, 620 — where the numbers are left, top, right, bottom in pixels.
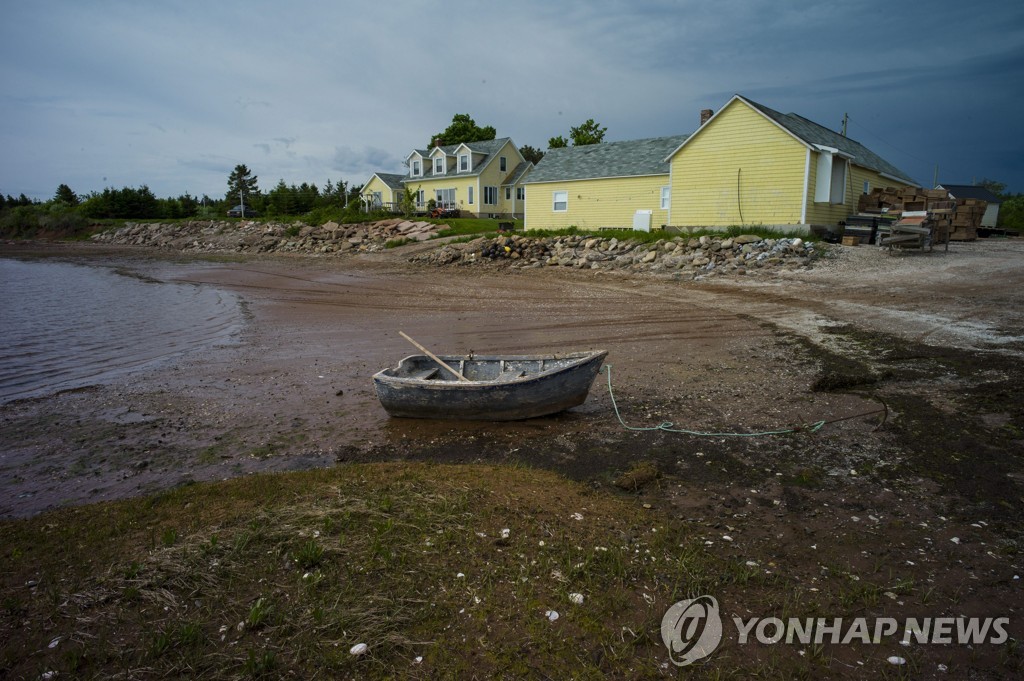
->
0, 243, 877, 517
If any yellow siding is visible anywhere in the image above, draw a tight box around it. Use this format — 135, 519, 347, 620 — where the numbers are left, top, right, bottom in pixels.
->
804, 159, 897, 225
361, 176, 396, 204
525, 175, 669, 231
410, 140, 523, 217
475, 140, 520, 216
669, 99, 808, 227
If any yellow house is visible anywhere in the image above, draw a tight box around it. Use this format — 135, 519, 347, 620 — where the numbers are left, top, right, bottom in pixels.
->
666, 95, 916, 231
360, 173, 406, 211
523, 135, 687, 231
403, 138, 532, 218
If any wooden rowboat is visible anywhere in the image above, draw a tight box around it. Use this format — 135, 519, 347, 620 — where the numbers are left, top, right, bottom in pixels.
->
373, 350, 608, 420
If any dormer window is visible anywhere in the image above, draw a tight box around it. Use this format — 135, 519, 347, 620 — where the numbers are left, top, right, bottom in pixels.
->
459, 154, 469, 172
412, 159, 421, 176
434, 157, 444, 175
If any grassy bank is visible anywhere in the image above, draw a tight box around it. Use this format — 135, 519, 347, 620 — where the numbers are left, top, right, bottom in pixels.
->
0, 462, 790, 679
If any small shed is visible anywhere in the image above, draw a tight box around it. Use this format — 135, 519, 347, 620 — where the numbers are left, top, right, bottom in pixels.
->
937, 184, 1002, 228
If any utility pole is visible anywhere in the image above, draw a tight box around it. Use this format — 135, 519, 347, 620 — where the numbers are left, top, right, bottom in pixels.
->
841, 113, 848, 137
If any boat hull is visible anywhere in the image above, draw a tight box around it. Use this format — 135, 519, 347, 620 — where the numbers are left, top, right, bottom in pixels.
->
373, 351, 607, 420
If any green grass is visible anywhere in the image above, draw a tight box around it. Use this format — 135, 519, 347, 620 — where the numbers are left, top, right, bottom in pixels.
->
0, 462, 805, 679
0, 461, 949, 679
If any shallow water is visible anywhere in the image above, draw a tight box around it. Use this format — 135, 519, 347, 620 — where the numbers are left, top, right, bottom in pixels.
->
0, 258, 244, 402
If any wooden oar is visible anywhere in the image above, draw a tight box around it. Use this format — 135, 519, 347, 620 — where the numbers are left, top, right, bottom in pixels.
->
399, 331, 471, 382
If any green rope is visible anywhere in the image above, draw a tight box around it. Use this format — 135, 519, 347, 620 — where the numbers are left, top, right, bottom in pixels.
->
603, 364, 826, 437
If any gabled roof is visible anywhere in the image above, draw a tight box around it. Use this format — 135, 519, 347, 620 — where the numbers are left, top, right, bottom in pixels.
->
668, 95, 917, 185
938, 184, 1002, 203
525, 135, 688, 184
501, 161, 533, 186
372, 173, 406, 190
404, 137, 516, 181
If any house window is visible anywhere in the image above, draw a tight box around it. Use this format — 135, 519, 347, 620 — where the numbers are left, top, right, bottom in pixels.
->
436, 188, 455, 207
500, 156, 507, 172
468, 186, 474, 205
505, 187, 511, 200
863, 180, 870, 194
371, 191, 382, 208
459, 154, 469, 172
660, 186, 670, 210
434, 157, 444, 175
412, 160, 421, 176
517, 187, 524, 201
484, 186, 498, 205
553, 190, 568, 212
417, 190, 425, 207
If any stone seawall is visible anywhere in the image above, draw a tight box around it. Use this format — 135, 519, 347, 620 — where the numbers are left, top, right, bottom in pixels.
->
412, 233, 820, 278
90, 219, 444, 255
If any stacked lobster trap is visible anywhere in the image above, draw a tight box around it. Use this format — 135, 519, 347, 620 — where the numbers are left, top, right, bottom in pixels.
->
843, 187, 987, 252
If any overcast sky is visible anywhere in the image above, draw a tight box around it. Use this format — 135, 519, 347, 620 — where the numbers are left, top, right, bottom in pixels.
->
2, 0, 1022, 202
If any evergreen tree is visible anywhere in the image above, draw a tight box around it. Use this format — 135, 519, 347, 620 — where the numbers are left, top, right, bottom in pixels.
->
53, 183, 79, 205
226, 164, 259, 204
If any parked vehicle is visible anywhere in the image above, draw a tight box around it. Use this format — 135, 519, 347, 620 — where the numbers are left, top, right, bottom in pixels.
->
227, 205, 259, 218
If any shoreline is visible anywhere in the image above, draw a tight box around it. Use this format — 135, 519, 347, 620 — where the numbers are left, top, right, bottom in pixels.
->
2, 238, 1023, 676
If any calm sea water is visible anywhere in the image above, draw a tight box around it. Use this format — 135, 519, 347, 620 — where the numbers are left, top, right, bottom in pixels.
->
0, 258, 244, 403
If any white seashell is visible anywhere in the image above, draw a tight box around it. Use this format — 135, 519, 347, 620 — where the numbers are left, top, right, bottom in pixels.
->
546, 610, 559, 621
501, 528, 510, 539
887, 656, 906, 665
569, 593, 584, 605
350, 643, 369, 656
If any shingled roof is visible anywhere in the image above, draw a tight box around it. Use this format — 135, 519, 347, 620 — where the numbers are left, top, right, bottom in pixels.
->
525, 135, 688, 184
407, 138, 516, 180
373, 173, 406, 190
938, 184, 1002, 203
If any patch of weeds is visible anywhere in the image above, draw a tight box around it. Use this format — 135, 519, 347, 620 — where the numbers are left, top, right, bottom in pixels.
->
160, 528, 178, 547
243, 648, 277, 677
246, 597, 274, 630
613, 460, 661, 492
294, 540, 325, 570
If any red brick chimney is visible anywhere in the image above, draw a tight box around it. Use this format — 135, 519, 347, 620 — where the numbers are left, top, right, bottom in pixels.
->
700, 109, 714, 126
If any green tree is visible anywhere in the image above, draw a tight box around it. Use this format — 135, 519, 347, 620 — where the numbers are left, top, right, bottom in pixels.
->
977, 178, 1007, 197
548, 119, 608, 149
998, 194, 1023, 229
53, 183, 79, 206
429, 113, 496, 148
569, 119, 607, 146
519, 145, 544, 165
226, 164, 259, 204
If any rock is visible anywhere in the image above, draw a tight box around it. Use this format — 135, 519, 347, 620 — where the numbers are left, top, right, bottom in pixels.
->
733, 234, 762, 245
641, 250, 658, 263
